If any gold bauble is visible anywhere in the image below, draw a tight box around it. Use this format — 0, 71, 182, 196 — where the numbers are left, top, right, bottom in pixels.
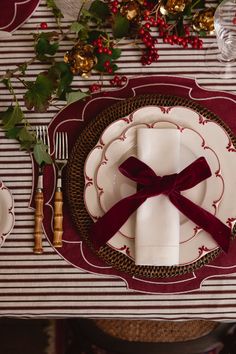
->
193, 8, 215, 34
64, 41, 97, 77
160, 0, 189, 15
120, 1, 141, 21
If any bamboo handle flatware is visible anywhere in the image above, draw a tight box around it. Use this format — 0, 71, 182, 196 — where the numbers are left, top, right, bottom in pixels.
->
53, 132, 68, 248
33, 189, 44, 254
33, 126, 50, 254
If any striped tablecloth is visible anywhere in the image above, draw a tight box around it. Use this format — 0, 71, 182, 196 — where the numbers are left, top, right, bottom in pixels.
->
1, 0, 236, 320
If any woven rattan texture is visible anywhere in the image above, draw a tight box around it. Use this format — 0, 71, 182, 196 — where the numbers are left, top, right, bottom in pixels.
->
93, 319, 219, 342
66, 94, 236, 278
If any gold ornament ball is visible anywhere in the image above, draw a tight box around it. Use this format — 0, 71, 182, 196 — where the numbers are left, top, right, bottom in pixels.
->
120, 1, 141, 21
64, 42, 97, 77
160, 0, 189, 15
193, 8, 215, 34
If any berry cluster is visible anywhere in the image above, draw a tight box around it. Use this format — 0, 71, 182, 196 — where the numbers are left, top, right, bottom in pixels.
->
110, 75, 127, 86
138, 18, 159, 65
103, 60, 113, 74
138, 12, 203, 65
93, 36, 115, 73
93, 37, 113, 56
89, 83, 102, 92
110, 0, 119, 14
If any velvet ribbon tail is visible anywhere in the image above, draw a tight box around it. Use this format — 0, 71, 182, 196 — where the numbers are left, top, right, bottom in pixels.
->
169, 193, 231, 253
90, 191, 147, 250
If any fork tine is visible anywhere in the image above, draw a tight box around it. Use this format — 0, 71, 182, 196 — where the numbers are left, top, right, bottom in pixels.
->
36, 126, 50, 154
61, 132, 64, 159
65, 133, 68, 159
45, 127, 50, 154
55, 132, 59, 159
55, 132, 69, 160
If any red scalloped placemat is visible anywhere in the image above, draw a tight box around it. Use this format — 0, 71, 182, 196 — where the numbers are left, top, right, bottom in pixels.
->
32, 75, 236, 294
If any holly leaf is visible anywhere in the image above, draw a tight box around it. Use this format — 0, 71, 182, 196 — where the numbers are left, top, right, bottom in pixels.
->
48, 62, 73, 98
46, 0, 63, 20
89, 0, 110, 21
17, 126, 36, 144
33, 140, 52, 165
0, 105, 24, 130
5, 126, 21, 139
70, 22, 89, 41
87, 30, 106, 43
94, 53, 118, 73
66, 90, 89, 104
24, 73, 54, 112
81, 9, 102, 25
71, 22, 86, 34
35, 32, 59, 61
17, 127, 35, 151
111, 47, 121, 60
112, 14, 130, 38
2, 78, 11, 90
94, 53, 111, 71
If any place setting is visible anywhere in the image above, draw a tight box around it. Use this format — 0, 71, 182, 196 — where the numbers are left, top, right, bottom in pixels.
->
27, 74, 236, 294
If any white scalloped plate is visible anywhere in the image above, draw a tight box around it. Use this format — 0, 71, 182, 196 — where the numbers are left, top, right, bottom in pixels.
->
0, 182, 14, 247
84, 105, 236, 265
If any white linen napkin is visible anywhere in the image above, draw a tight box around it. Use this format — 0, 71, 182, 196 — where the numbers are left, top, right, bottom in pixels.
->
135, 128, 180, 266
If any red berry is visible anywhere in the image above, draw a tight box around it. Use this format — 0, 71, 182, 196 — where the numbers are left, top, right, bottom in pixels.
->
111, 7, 118, 13
144, 22, 151, 29
40, 22, 48, 29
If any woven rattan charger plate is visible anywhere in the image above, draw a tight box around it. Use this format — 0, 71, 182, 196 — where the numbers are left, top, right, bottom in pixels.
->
66, 93, 236, 279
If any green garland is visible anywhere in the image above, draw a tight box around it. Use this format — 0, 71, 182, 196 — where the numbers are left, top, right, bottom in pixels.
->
0, 0, 218, 164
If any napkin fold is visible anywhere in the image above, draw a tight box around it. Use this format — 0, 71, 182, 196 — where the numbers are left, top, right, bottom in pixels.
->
135, 128, 180, 266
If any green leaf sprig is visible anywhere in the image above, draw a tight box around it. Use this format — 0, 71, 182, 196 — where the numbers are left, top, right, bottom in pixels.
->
0, 0, 222, 165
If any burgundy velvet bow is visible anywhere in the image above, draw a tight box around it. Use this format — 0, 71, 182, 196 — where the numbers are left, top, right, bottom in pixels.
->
90, 156, 231, 252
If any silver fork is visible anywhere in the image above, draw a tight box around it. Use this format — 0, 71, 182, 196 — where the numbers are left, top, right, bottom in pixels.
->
33, 125, 50, 254
53, 131, 68, 248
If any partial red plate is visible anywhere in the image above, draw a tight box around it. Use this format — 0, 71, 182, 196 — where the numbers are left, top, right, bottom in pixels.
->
30, 75, 236, 294
0, 0, 40, 32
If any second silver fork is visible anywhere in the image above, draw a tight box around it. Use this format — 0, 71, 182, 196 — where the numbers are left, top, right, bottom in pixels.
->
53, 131, 68, 248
